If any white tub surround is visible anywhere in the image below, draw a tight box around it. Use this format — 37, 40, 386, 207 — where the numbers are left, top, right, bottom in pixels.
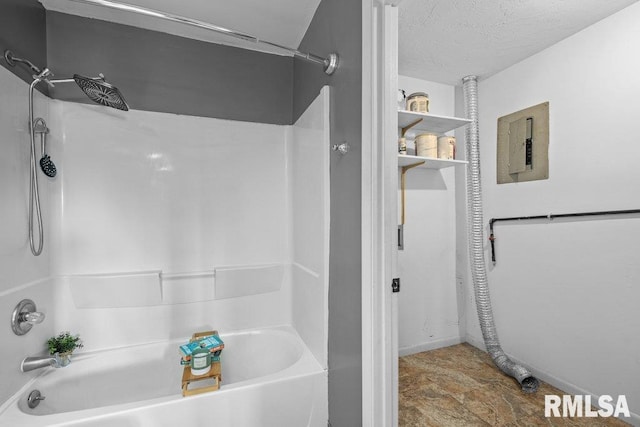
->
41, 100, 294, 351
39, 88, 330, 354
0, 76, 330, 427
0, 66, 54, 405
290, 87, 330, 368
48, 101, 289, 276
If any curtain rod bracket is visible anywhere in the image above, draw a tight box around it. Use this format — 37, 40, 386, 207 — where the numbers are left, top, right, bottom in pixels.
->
323, 53, 339, 75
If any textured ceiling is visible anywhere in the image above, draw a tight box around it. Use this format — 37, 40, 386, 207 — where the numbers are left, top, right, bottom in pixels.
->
40, 0, 322, 56
398, 0, 640, 85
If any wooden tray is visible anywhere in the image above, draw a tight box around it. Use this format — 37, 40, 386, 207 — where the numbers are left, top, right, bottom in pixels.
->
181, 330, 222, 397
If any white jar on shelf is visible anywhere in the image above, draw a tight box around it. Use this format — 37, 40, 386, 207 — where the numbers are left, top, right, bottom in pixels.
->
437, 136, 456, 159
398, 137, 407, 155
415, 133, 437, 158
406, 92, 429, 113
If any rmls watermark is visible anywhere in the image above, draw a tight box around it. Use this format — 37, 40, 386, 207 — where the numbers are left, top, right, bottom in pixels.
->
545, 395, 630, 418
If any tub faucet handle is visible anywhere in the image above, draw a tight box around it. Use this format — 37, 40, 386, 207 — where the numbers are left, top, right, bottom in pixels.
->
22, 311, 45, 324
11, 299, 45, 335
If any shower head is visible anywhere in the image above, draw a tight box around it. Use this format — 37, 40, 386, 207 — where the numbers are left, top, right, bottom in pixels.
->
4, 49, 130, 112
73, 74, 129, 111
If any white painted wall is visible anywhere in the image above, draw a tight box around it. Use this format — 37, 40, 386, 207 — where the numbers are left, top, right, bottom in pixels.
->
465, 2, 640, 422
0, 66, 55, 404
396, 75, 462, 355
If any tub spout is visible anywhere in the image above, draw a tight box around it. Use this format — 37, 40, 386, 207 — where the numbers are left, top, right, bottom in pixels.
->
21, 355, 58, 372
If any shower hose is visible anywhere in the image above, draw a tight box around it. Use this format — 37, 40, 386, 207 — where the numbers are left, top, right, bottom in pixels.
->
462, 75, 539, 393
28, 78, 44, 256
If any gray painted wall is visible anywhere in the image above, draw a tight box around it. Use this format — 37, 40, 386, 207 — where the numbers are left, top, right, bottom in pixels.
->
293, 0, 363, 425
1, 6, 295, 125
0, 0, 47, 89
45, 12, 294, 125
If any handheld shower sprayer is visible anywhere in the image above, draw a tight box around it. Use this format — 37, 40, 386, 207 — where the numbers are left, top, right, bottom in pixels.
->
32, 118, 56, 178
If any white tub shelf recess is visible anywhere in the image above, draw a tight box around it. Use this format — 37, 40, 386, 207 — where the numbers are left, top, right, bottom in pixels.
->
65, 264, 284, 308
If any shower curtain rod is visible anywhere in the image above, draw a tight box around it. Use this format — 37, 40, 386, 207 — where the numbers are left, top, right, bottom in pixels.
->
64, 0, 339, 75
489, 208, 640, 264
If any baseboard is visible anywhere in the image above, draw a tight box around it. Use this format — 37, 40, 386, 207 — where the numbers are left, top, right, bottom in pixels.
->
464, 335, 639, 426
399, 336, 462, 357
464, 334, 486, 352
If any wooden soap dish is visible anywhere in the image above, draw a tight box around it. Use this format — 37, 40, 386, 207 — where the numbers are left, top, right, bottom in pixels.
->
181, 330, 222, 397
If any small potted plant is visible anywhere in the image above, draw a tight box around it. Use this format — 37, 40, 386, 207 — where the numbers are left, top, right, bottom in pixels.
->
47, 331, 83, 367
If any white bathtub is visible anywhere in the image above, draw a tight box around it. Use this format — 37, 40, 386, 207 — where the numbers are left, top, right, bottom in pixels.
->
0, 326, 327, 426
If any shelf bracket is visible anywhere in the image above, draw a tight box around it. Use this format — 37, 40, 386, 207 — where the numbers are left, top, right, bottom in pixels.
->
398, 161, 425, 250
401, 161, 425, 225
401, 118, 423, 137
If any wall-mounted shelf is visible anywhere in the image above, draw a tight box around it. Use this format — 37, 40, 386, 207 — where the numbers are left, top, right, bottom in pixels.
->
398, 154, 467, 170
398, 110, 472, 136
396, 109, 471, 251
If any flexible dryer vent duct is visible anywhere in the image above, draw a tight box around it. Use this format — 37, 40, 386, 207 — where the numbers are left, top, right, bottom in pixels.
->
462, 75, 539, 393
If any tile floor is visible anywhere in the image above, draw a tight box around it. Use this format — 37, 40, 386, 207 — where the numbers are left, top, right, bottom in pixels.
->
399, 343, 631, 426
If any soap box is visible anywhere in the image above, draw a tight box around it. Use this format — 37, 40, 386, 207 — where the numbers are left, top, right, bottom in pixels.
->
179, 334, 224, 359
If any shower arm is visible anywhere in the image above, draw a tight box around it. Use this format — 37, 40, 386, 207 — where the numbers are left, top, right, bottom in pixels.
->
4, 51, 42, 75
48, 76, 105, 86
64, 0, 339, 75
29, 67, 105, 89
